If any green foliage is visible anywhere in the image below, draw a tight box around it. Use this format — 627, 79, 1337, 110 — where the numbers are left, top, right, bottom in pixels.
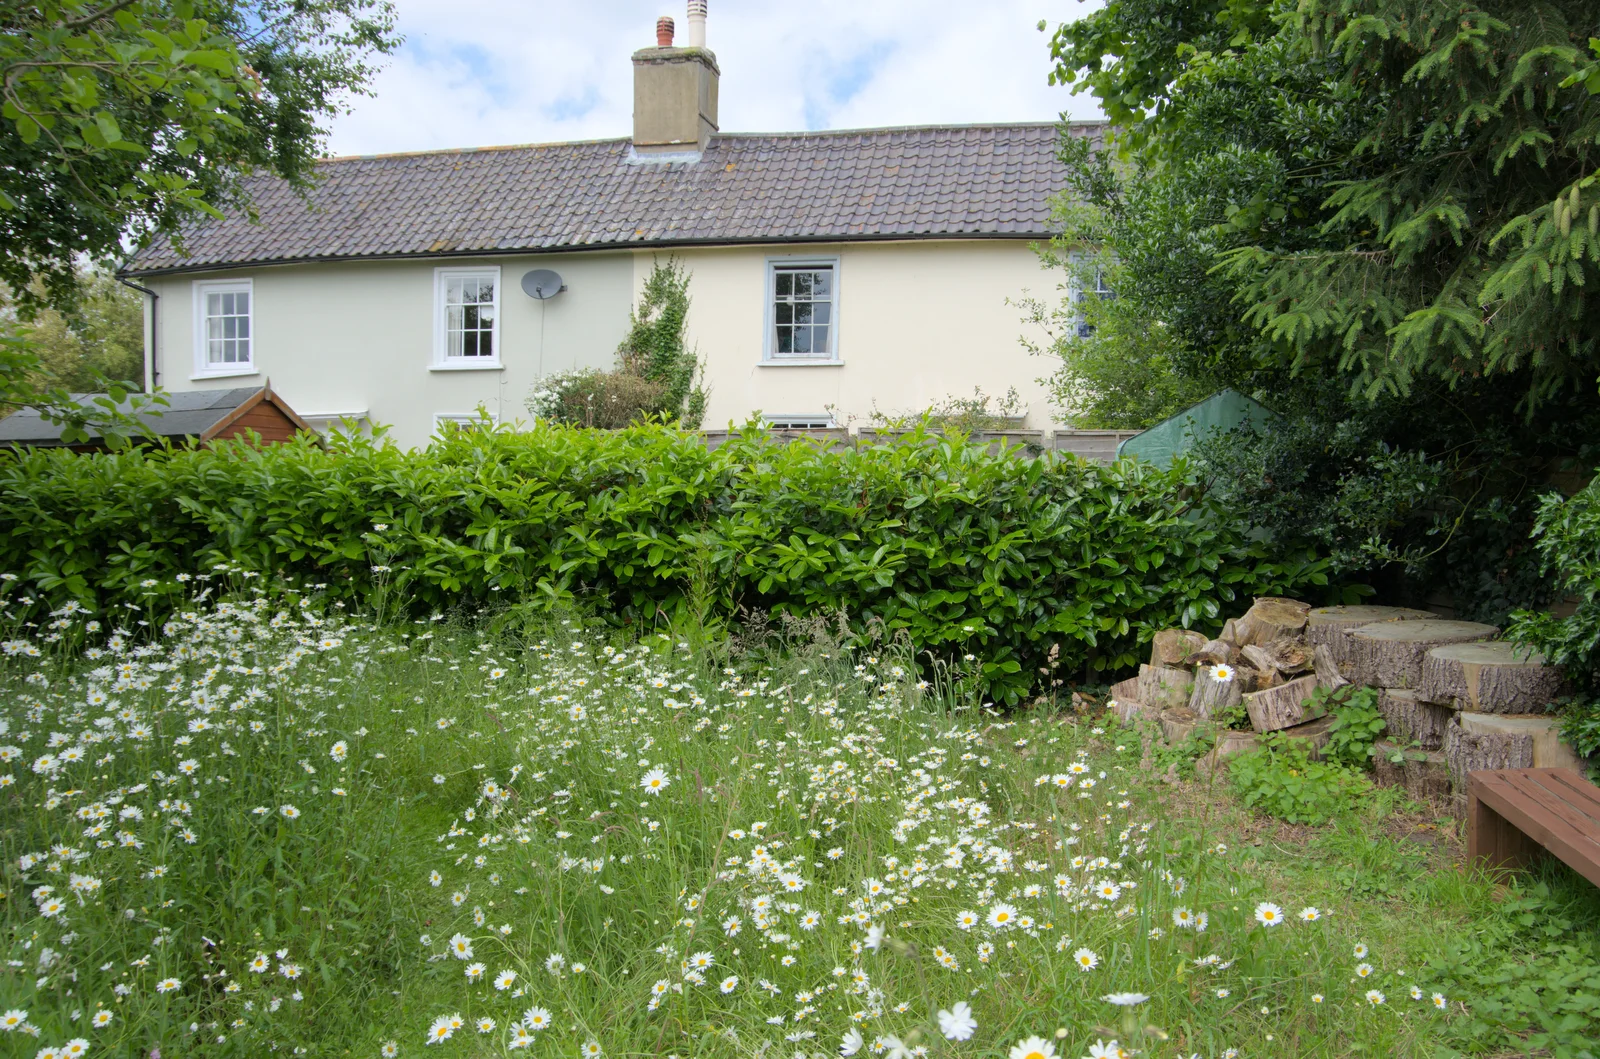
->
2, 268, 143, 391
531, 260, 707, 429
1018, 251, 1213, 429
1041, 0, 1600, 621
1228, 734, 1371, 824
0, 1, 399, 314
0, 421, 1330, 703
1318, 685, 1387, 770
867, 386, 1028, 433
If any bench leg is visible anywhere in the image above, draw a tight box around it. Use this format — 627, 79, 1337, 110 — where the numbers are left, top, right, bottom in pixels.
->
1468, 793, 1542, 877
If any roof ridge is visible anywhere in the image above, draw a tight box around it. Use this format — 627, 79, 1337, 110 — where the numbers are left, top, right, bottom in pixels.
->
319, 120, 1104, 164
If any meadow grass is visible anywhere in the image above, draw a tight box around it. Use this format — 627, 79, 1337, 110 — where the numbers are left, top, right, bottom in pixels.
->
0, 576, 1597, 1059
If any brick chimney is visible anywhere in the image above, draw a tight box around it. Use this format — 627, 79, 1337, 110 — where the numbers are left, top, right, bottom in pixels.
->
632, 2, 719, 157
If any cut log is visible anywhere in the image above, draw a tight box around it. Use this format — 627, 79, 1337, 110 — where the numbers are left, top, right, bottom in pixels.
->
1112, 699, 1153, 726
1242, 675, 1323, 733
1254, 665, 1286, 690
1377, 688, 1453, 751
1108, 676, 1140, 706
1189, 665, 1244, 720
1454, 713, 1584, 772
1159, 707, 1199, 745
1403, 750, 1451, 801
1220, 618, 1241, 645
1372, 740, 1406, 788
1138, 664, 1193, 711
1347, 619, 1499, 689
1444, 714, 1534, 793
1198, 730, 1262, 776
1419, 641, 1563, 714
1313, 644, 1349, 691
1280, 713, 1337, 759
1192, 638, 1238, 666
1306, 605, 1435, 673
1233, 597, 1312, 647
1242, 640, 1312, 677
1150, 629, 1208, 668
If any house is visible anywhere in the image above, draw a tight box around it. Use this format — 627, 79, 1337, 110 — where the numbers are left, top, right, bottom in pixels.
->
120, 4, 1093, 450
0, 385, 313, 451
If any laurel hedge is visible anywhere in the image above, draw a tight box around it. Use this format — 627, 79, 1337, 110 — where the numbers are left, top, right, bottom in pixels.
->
0, 423, 1329, 701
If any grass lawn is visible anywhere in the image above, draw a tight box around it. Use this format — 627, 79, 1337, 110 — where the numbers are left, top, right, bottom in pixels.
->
1, 580, 1597, 1059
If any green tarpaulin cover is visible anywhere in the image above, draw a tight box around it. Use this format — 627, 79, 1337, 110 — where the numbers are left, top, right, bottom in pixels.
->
1116, 389, 1277, 468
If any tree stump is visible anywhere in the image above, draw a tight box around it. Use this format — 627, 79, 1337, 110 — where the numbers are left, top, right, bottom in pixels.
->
1313, 644, 1348, 691
1377, 688, 1452, 751
1443, 714, 1534, 793
1234, 597, 1312, 646
1150, 629, 1208, 667
1242, 675, 1323, 733
1242, 641, 1312, 677
1189, 666, 1244, 720
1419, 642, 1563, 714
1306, 605, 1434, 673
1108, 676, 1140, 705
1453, 712, 1585, 772
1138, 664, 1193, 711
1347, 619, 1498, 689
1113, 699, 1153, 726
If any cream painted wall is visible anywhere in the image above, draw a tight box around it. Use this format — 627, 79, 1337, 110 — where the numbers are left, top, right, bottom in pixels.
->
145, 238, 1060, 448
641, 239, 1059, 430
149, 252, 635, 449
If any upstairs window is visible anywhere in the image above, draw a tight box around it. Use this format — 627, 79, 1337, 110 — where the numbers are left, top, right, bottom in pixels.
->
766, 259, 838, 361
193, 279, 254, 376
434, 267, 501, 367
1075, 266, 1115, 338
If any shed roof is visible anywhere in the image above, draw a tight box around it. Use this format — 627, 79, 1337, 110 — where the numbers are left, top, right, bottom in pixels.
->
0, 387, 310, 447
124, 122, 1092, 276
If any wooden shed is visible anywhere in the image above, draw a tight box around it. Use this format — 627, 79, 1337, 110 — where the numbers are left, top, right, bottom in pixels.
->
0, 385, 314, 451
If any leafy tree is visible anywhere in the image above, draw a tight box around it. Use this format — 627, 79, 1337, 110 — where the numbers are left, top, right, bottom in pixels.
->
0, 0, 399, 442
2, 268, 143, 394
1038, 1, 1600, 620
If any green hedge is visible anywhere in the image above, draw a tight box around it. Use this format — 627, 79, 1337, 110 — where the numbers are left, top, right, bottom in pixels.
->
0, 423, 1329, 701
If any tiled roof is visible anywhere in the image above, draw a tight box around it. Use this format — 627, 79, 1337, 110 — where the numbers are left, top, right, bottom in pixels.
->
124, 123, 1093, 275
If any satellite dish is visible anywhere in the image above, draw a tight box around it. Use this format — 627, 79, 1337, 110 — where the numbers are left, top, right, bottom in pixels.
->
521, 269, 564, 299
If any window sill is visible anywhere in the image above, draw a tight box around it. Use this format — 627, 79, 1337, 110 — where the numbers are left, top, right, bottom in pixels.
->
430, 361, 504, 372
190, 368, 259, 381
758, 358, 844, 368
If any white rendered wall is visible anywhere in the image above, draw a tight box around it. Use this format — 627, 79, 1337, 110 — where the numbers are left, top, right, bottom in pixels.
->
145, 238, 1061, 448
640, 239, 1059, 431
148, 252, 635, 449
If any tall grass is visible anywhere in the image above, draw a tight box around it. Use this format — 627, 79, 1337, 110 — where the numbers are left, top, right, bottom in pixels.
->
0, 574, 1595, 1058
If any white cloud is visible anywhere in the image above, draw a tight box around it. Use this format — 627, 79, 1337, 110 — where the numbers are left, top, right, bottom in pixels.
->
325, 0, 1105, 156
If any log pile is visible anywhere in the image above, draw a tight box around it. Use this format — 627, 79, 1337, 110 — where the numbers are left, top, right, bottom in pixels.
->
1108, 593, 1586, 813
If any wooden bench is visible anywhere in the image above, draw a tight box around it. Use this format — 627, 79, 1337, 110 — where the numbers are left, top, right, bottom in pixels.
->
1467, 768, 1600, 887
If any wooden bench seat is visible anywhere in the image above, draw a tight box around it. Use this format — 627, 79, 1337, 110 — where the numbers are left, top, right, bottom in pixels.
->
1467, 768, 1600, 888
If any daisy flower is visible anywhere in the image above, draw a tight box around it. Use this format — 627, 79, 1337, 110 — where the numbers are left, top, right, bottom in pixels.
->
1366, 990, 1386, 1005
1072, 947, 1099, 971
494, 969, 517, 990
937, 1001, 976, 1041
1008, 1035, 1058, 1059
639, 768, 669, 795
523, 1007, 553, 1030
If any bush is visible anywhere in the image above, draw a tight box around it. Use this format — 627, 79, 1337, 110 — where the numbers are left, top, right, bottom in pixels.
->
0, 422, 1329, 703
526, 368, 671, 429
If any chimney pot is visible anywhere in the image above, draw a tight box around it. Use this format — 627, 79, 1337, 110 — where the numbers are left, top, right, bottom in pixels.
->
656, 16, 675, 47
687, 0, 707, 48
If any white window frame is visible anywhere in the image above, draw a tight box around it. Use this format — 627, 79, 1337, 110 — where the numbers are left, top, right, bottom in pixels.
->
761, 255, 841, 365
191, 278, 257, 379
762, 414, 837, 430
433, 411, 501, 437
432, 266, 503, 370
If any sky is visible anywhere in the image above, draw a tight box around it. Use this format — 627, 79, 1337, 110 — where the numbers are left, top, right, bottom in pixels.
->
324, 0, 1106, 157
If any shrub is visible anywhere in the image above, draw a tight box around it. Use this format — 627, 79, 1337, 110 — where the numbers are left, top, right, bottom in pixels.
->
0, 421, 1329, 702
1318, 686, 1387, 770
526, 368, 671, 429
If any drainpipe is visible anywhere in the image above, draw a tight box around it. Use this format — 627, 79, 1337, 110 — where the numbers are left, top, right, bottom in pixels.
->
115, 274, 158, 392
